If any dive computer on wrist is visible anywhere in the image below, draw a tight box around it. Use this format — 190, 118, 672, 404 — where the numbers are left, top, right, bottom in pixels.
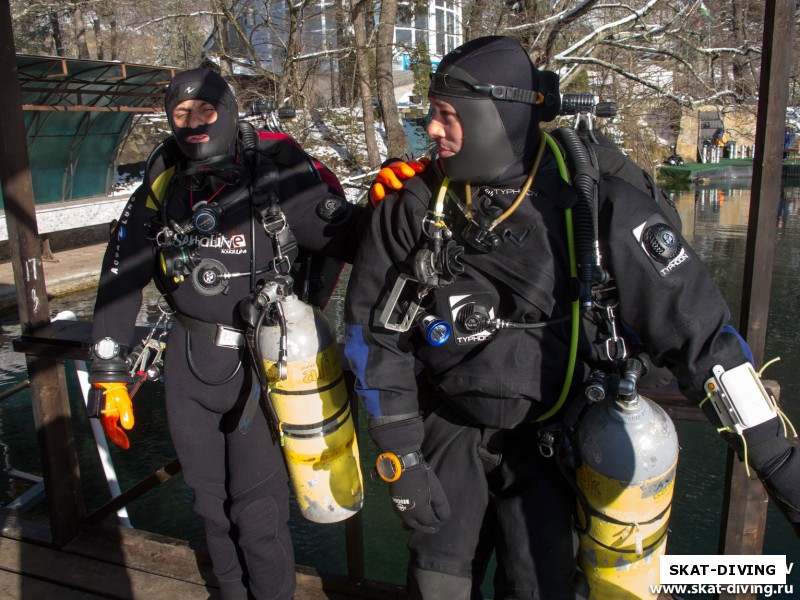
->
375, 450, 423, 483
93, 337, 120, 360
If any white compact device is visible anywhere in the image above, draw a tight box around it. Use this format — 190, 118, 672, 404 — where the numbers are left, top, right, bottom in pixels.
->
703, 363, 777, 433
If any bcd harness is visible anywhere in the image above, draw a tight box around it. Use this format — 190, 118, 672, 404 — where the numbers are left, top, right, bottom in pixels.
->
379, 124, 680, 424
148, 123, 310, 295
138, 123, 344, 381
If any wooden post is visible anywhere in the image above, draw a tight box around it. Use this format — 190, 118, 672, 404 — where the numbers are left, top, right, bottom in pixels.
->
717, 2, 795, 597
343, 370, 365, 585
0, 0, 84, 545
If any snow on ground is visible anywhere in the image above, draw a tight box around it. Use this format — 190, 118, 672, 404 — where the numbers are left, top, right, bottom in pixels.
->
112, 170, 145, 197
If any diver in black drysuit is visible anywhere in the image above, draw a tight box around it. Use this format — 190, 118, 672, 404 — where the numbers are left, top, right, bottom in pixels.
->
90, 68, 366, 600
344, 36, 800, 599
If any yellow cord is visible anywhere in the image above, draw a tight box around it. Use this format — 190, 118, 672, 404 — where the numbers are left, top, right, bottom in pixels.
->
757, 356, 798, 440
758, 356, 781, 377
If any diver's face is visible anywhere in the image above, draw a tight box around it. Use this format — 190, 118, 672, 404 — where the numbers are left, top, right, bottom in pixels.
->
427, 97, 464, 158
171, 100, 218, 142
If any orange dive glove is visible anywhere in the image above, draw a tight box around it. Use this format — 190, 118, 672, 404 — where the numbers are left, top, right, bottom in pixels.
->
93, 382, 134, 450
369, 157, 431, 207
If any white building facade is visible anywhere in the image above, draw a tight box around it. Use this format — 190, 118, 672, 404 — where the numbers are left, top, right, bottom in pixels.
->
204, 1, 465, 97
395, 0, 464, 71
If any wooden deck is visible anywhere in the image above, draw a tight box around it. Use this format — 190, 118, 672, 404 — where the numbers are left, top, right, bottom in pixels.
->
0, 508, 680, 600
0, 509, 404, 600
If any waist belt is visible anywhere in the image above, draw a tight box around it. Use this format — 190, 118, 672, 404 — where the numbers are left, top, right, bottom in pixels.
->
175, 313, 245, 349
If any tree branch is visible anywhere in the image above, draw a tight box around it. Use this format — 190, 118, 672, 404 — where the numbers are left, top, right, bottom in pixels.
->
131, 11, 223, 32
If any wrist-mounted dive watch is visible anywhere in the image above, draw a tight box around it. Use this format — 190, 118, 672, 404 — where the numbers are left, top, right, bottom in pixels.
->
375, 450, 423, 483
93, 337, 120, 360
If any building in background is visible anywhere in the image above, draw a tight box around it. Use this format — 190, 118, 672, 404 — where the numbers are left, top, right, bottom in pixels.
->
203, 0, 464, 106
396, 0, 463, 72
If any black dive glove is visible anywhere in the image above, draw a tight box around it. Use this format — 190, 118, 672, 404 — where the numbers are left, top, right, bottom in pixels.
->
370, 417, 449, 532
389, 462, 451, 533
743, 416, 800, 537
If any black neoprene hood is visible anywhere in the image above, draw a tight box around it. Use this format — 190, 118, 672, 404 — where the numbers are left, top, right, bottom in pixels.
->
428, 36, 559, 184
165, 68, 239, 162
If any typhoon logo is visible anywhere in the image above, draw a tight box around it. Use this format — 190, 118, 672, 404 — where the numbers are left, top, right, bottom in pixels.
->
632, 215, 689, 279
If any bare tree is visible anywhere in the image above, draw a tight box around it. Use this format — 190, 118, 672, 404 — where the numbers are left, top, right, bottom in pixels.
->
70, 2, 91, 58
7, 0, 784, 174
495, 0, 767, 110
375, 0, 407, 159
352, 0, 380, 167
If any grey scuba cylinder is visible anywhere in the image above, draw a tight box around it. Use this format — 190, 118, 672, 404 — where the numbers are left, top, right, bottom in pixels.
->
575, 385, 678, 599
256, 292, 364, 523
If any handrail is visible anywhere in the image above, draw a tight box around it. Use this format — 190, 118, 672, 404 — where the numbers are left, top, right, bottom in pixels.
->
0, 379, 30, 402
84, 458, 182, 525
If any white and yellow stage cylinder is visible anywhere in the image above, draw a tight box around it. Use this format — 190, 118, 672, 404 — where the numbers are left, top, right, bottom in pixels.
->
575, 394, 678, 599
257, 293, 364, 523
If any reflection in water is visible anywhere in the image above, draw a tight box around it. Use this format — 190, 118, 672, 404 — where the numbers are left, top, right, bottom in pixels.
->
1, 184, 799, 591
666, 183, 800, 591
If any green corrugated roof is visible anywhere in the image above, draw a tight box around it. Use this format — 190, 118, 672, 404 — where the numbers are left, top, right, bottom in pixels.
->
1, 54, 175, 208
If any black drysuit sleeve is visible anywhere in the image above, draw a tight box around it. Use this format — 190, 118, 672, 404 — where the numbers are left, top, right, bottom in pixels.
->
344, 176, 432, 453
92, 185, 158, 349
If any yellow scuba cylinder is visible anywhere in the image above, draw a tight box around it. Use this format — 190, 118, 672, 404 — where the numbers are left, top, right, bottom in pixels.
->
257, 292, 364, 523
575, 390, 678, 599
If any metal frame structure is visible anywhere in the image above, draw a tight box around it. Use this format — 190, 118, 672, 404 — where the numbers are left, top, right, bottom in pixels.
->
4, 54, 175, 206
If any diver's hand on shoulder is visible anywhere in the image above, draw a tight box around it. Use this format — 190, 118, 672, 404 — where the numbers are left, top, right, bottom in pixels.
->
369, 157, 430, 207
388, 462, 450, 533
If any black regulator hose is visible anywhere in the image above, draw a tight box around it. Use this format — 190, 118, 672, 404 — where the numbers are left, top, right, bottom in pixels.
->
550, 127, 604, 311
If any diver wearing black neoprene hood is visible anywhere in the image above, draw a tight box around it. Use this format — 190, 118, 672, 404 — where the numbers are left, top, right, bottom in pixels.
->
345, 34, 800, 599
428, 35, 560, 184
165, 68, 239, 163
91, 66, 367, 600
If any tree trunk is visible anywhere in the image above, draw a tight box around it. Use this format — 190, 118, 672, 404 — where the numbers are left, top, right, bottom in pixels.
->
49, 11, 64, 56
730, 0, 752, 101
71, 4, 91, 59
93, 18, 103, 60
211, 0, 237, 77
375, 0, 407, 159
96, 0, 118, 62
353, 0, 380, 168
282, 0, 307, 108
464, 0, 489, 39
109, 17, 117, 61
334, 0, 350, 106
